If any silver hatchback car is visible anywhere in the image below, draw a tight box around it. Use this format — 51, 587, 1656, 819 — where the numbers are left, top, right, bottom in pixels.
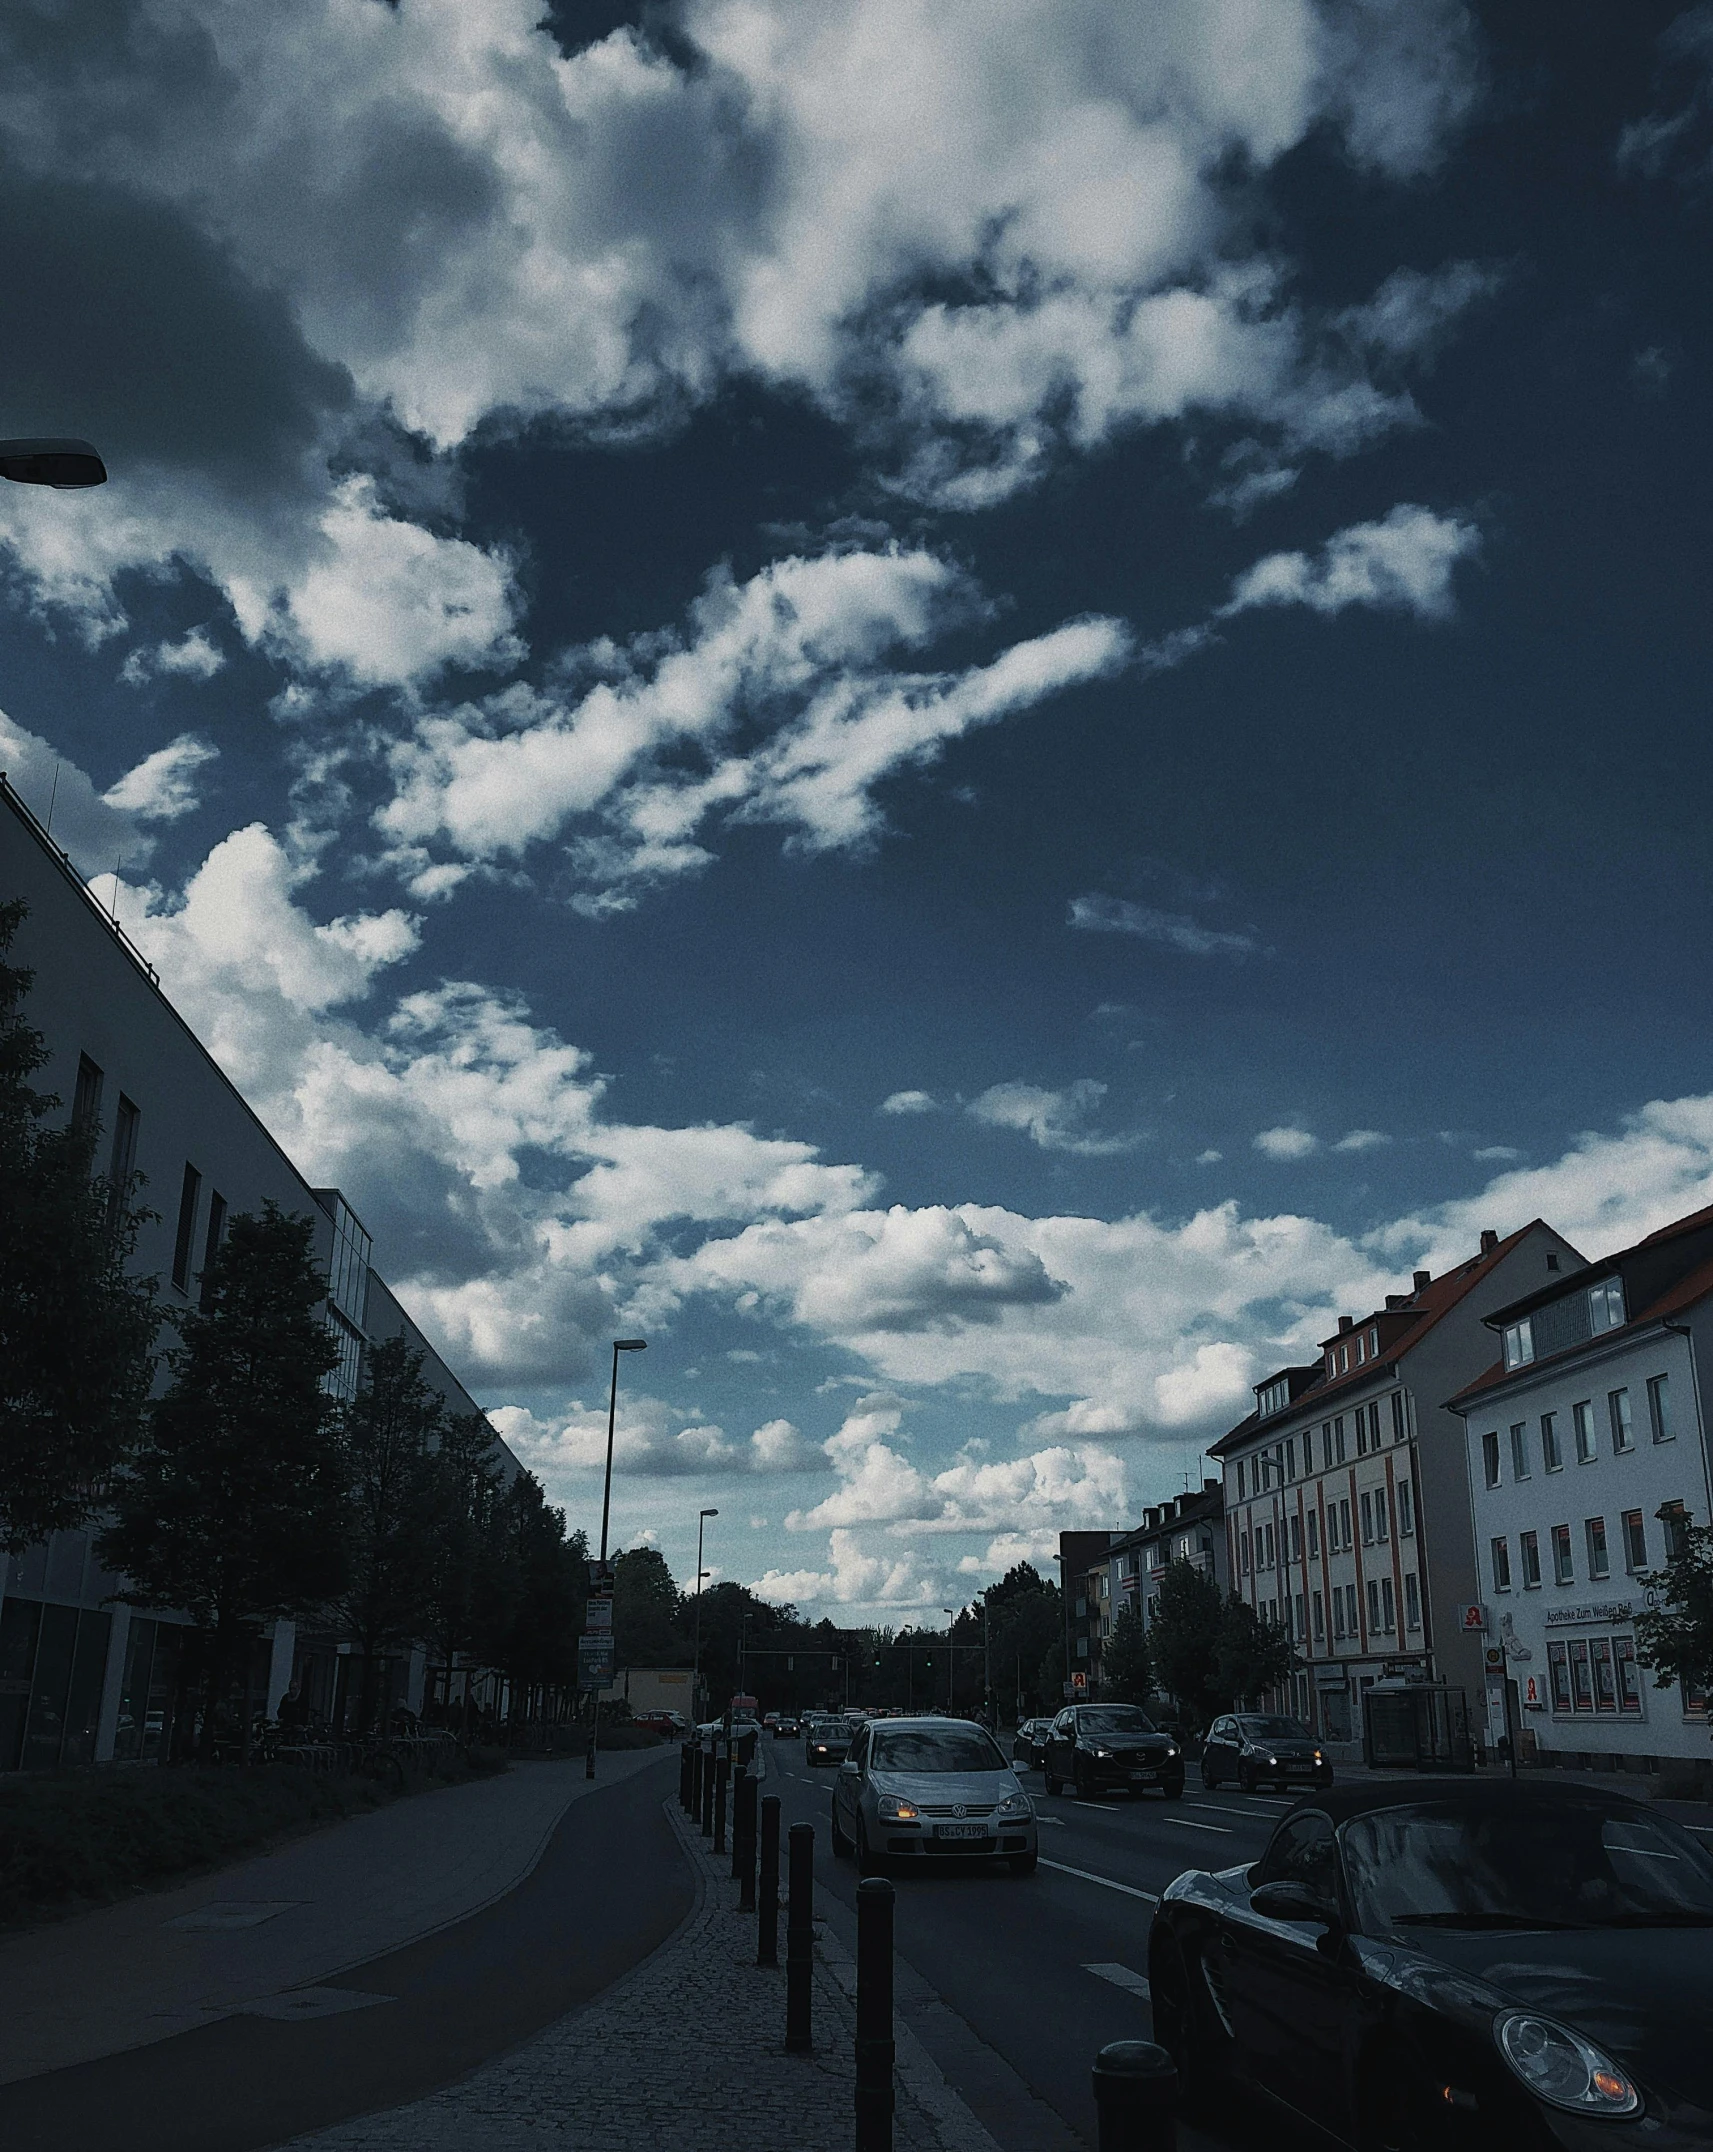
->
830, 1716, 1037, 1875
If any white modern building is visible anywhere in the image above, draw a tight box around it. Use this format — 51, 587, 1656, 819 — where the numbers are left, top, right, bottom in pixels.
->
0, 773, 517, 1769
1450, 1204, 1713, 1776
1210, 1221, 1582, 1752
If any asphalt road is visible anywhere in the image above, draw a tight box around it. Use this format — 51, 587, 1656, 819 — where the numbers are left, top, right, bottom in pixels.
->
765, 1739, 1306, 2151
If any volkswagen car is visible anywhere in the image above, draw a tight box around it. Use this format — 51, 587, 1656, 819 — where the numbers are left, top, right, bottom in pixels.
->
1148, 1779, 1713, 2149
1011, 1717, 1055, 1769
1200, 1711, 1332, 1793
830, 1716, 1037, 1875
1041, 1704, 1184, 1798
804, 1717, 852, 1766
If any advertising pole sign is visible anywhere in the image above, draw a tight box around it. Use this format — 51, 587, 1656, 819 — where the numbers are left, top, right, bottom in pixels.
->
580, 1567, 616, 1690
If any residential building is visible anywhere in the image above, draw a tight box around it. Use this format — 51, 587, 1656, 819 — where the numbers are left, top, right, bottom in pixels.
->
1057, 1529, 1126, 1698
1449, 1203, 1713, 1774
1210, 1221, 1583, 1750
0, 775, 517, 1769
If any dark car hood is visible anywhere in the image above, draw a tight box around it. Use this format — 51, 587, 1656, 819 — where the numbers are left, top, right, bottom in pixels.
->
1243, 1738, 1317, 1757
1392, 1925, 1713, 2106
1088, 1736, 1172, 1756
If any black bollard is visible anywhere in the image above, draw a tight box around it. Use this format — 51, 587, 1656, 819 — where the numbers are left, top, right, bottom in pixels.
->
701, 1740, 714, 1838
757, 1794, 781, 1966
730, 1759, 747, 1879
714, 1752, 728, 1855
1091, 2040, 1178, 2152
736, 1769, 758, 1910
855, 1875, 896, 2152
785, 1821, 814, 2052
690, 1740, 703, 1820
679, 1740, 692, 1813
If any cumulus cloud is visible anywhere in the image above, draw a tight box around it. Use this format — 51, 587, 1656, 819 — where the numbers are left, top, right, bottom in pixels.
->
119, 628, 225, 687
1068, 892, 1262, 958
0, 711, 212, 873
880, 1089, 938, 1116
101, 736, 218, 822
1254, 1125, 1319, 1160
1333, 1128, 1390, 1153
969, 1079, 1138, 1156
1222, 503, 1480, 621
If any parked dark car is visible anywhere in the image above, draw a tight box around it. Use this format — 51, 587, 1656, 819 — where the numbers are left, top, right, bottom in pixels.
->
1148, 1779, 1713, 2150
805, 1719, 852, 1766
1042, 1704, 1183, 1798
772, 1714, 800, 1737
1011, 1717, 1054, 1768
1200, 1711, 1332, 1793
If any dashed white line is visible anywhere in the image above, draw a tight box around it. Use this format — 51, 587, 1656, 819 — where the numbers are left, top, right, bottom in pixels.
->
1040, 1859, 1160, 1904
1073, 1801, 1123, 1812
1162, 1817, 1233, 1834
1083, 1962, 1152, 1999
1189, 1801, 1265, 1819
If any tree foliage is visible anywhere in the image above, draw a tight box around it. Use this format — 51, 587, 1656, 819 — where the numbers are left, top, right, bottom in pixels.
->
1215, 1593, 1298, 1706
0, 900, 158, 1550
974, 1562, 1063, 1718
1635, 1515, 1713, 1698
98, 1204, 348, 1755
1148, 1559, 1226, 1725
612, 1544, 682, 1666
477, 1472, 588, 1704
1101, 1599, 1154, 1706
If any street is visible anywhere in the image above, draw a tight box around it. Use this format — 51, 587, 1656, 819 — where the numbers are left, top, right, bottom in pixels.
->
764, 1737, 1301, 2150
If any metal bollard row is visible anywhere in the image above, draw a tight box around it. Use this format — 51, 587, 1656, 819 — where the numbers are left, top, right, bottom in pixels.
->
855, 1875, 895, 2152
785, 1819, 814, 2053
1092, 2040, 1177, 2152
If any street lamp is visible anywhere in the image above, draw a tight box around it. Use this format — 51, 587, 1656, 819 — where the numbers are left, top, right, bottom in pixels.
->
693, 1508, 718, 1721
586, 1336, 646, 1780
0, 439, 107, 488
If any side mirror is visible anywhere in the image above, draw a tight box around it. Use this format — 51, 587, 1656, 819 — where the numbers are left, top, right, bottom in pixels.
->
1250, 1879, 1342, 1930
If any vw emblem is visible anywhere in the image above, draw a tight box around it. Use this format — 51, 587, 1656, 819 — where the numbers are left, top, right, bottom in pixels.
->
952, 1803, 967, 1818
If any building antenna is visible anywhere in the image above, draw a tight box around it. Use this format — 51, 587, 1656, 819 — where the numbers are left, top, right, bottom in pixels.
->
108, 856, 122, 921
45, 760, 60, 835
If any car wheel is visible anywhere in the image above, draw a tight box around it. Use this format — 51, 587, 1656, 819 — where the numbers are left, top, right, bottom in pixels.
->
1359, 2044, 1445, 2152
830, 1804, 852, 1859
1160, 1774, 1184, 1800
1043, 1761, 1062, 1794
1073, 1758, 1092, 1800
1008, 1851, 1038, 1876
856, 1817, 885, 1879
1238, 1759, 1256, 1795
1147, 1930, 1225, 2122
1200, 1760, 1219, 1790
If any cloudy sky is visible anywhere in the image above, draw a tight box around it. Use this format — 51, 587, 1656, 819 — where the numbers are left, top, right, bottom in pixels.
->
5, 0, 1713, 1618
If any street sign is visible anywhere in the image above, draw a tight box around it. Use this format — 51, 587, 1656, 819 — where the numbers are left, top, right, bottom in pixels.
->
585, 1597, 613, 1631
577, 1635, 615, 1690
1459, 1603, 1487, 1633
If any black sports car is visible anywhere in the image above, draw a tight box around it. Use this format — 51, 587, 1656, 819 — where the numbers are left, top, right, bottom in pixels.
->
1148, 1778, 1713, 2150
1200, 1710, 1333, 1793
1041, 1704, 1184, 1798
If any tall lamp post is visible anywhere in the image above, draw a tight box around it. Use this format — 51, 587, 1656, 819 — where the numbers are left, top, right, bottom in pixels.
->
693, 1507, 718, 1721
941, 1609, 957, 1714
586, 1336, 646, 1780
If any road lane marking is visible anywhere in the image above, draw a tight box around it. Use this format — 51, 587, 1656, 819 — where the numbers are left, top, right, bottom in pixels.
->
1073, 1801, 1123, 1811
1036, 1814, 1066, 1827
1083, 1962, 1151, 1999
1162, 1818, 1233, 1834
1040, 1858, 1159, 1904
1189, 1802, 1263, 1819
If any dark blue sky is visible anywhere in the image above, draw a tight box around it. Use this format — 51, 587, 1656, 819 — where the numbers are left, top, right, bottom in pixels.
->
3, 0, 1711, 1613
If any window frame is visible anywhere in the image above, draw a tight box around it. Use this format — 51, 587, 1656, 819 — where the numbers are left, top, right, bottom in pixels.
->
1551, 1522, 1574, 1586
1608, 1388, 1633, 1453
1491, 1535, 1512, 1592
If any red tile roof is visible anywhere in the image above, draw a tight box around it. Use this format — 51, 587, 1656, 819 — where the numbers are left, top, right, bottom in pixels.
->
1448, 1251, 1713, 1411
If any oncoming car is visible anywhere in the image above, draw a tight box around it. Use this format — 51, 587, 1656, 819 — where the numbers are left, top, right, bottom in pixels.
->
1148, 1778, 1713, 2150
1200, 1711, 1332, 1794
831, 1716, 1036, 1876
1041, 1704, 1184, 1799
804, 1718, 851, 1766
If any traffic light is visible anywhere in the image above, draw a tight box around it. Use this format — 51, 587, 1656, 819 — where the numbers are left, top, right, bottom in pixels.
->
874, 1653, 883, 1668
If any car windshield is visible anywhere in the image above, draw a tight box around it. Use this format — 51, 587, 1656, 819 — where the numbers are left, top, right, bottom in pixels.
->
872, 1727, 1006, 1772
1238, 1716, 1310, 1739
1341, 1801, 1713, 1932
1077, 1707, 1156, 1735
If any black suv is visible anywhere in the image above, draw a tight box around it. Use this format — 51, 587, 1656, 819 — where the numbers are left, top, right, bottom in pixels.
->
1199, 1711, 1331, 1793
1042, 1705, 1183, 1799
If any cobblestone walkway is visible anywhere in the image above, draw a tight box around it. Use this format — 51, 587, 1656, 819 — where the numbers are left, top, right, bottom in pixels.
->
284, 1793, 1000, 2152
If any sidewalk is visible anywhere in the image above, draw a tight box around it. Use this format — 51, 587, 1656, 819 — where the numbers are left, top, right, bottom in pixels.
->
0, 1745, 666, 2085
282, 1771, 1002, 2152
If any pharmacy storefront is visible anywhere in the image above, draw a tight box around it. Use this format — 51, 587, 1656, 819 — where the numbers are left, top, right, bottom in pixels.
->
1506, 1592, 1707, 1768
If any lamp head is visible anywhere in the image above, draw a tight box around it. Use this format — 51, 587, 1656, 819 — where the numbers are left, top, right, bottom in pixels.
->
614, 1337, 647, 1351
700, 1506, 719, 1518
0, 438, 107, 488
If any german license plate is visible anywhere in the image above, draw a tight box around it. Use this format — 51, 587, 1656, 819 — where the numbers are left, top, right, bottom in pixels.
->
1129, 1769, 1155, 1780
934, 1822, 987, 1840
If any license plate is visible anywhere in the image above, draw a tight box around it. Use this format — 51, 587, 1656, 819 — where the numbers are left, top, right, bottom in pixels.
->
1129, 1770, 1156, 1780
934, 1822, 987, 1840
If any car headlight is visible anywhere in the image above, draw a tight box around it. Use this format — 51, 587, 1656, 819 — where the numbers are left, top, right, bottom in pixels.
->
1496, 2014, 1641, 2117
995, 1791, 1032, 1818
1266, 1755, 1278, 1767
877, 1795, 919, 1822
1093, 1747, 1112, 1759
1165, 1745, 1179, 1759
1313, 1750, 1323, 1763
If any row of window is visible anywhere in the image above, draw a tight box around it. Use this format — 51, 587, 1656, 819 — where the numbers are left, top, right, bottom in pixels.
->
1545, 1633, 1644, 1716
73, 1053, 141, 1227
1501, 1277, 1629, 1372
1481, 1378, 1672, 1489
1235, 1392, 1409, 1501
1236, 1478, 1416, 1576
1258, 1570, 1423, 1646
1325, 1325, 1381, 1378
1490, 1502, 1688, 1593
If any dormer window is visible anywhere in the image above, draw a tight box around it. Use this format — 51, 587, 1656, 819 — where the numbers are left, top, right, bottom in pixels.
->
1502, 1317, 1534, 1371
1257, 1376, 1290, 1418
1367, 1327, 1379, 1357
1588, 1278, 1625, 1333
1326, 1350, 1336, 1376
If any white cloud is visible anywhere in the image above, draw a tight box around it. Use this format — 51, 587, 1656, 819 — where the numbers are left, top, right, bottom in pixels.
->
1333, 1128, 1390, 1153
1196, 1147, 1223, 1165
1473, 1144, 1521, 1163
969, 1079, 1137, 1157
119, 628, 226, 687
101, 736, 218, 823
1068, 892, 1261, 957
752, 1527, 942, 1612
1254, 1125, 1319, 1160
1223, 503, 1480, 621
0, 710, 175, 874
880, 1089, 938, 1116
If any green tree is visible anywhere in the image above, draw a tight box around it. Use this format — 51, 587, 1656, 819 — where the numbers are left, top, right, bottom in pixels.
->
0, 899, 159, 1549
98, 1204, 348, 1757
1635, 1514, 1713, 1700
1101, 1599, 1154, 1706
422, 1408, 509, 1724
1148, 1559, 1225, 1726
612, 1544, 681, 1666
976, 1562, 1063, 1719
1214, 1593, 1298, 1707
327, 1336, 448, 1734
480, 1472, 587, 1715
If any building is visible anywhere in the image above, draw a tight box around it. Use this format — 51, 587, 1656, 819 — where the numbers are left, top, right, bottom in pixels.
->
1062, 1485, 1227, 1699
1211, 1221, 1582, 1750
0, 774, 517, 1769
1057, 1530, 1126, 1698
1449, 1203, 1713, 1776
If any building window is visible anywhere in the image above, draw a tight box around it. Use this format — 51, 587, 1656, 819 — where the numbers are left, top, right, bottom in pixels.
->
1491, 1536, 1512, 1591
1289, 1514, 1303, 1562
107, 1094, 140, 1216
1257, 1376, 1290, 1418
199, 1191, 227, 1309
1367, 1577, 1381, 1629
1361, 1491, 1375, 1543
72, 1053, 105, 1136
1552, 1523, 1574, 1585
171, 1163, 203, 1295
1236, 1461, 1246, 1501
1332, 1588, 1346, 1638
1660, 1502, 1689, 1561
1585, 1516, 1610, 1581
1508, 1423, 1530, 1480
1622, 1509, 1647, 1572
1608, 1389, 1633, 1453
1541, 1411, 1562, 1471
1330, 1415, 1344, 1463
1520, 1529, 1541, 1587
1240, 1532, 1251, 1575
1573, 1400, 1597, 1464
1380, 1578, 1395, 1632
1502, 1318, 1534, 1370
1312, 1590, 1325, 1641
1482, 1429, 1501, 1487
1295, 1593, 1307, 1639
1588, 1277, 1626, 1333
1397, 1479, 1414, 1536
1286, 1436, 1296, 1479
1548, 1640, 1572, 1712
1375, 1487, 1389, 1542
1404, 1572, 1421, 1630
1368, 1326, 1379, 1359
1346, 1582, 1359, 1635
1647, 1374, 1673, 1444
1339, 1498, 1352, 1549
1307, 1510, 1320, 1558
1616, 1636, 1643, 1714
1391, 1390, 1407, 1442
